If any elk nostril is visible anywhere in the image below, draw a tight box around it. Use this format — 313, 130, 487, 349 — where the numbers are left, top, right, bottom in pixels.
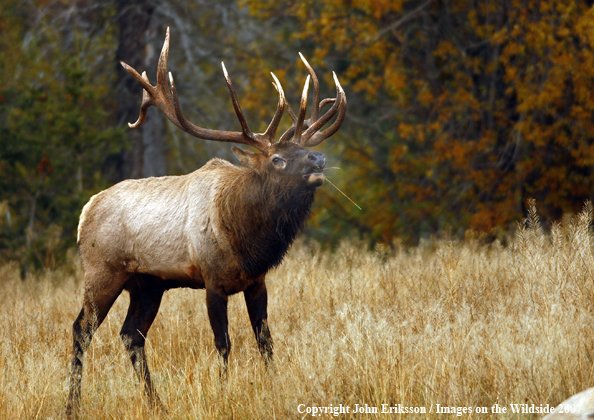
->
308, 152, 325, 168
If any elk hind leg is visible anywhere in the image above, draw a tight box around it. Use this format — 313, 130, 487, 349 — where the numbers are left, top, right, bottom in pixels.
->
67, 273, 124, 418
120, 275, 165, 410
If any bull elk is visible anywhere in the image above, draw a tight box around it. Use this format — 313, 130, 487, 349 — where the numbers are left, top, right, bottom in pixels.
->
66, 27, 346, 417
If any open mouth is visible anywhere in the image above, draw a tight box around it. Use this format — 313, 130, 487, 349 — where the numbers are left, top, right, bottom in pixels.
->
304, 166, 325, 187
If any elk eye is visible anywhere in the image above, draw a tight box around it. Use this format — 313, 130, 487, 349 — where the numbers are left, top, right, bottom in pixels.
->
272, 156, 286, 168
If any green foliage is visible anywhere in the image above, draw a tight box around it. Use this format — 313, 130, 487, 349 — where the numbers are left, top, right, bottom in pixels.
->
0, 1, 124, 271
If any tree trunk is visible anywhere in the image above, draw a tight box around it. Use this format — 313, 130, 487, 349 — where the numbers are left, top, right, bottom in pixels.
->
115, 0, 167, 179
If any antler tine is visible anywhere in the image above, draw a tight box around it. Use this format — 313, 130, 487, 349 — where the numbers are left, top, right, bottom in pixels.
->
263, 73, 286, 141
127, 71, 152, 128
319, 98, 336, 109
156, 27, 171, 87
285, 99, 298, 122
278, 56, 315, 143
301, 72, 347, 147
292, 75, 310, 144
167, 69, 268, 150
299, 53, 320, 122
221, 62, 256, 142
277, 100, 298, 143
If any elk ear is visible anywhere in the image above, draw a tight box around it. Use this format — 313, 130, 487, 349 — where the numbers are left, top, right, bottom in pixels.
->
232, 146, 258, 168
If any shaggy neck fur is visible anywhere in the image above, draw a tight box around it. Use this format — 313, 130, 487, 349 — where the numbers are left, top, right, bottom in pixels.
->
217, 167, 316, 278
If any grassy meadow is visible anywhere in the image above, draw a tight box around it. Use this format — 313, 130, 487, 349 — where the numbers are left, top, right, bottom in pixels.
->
2, 203, 594, 418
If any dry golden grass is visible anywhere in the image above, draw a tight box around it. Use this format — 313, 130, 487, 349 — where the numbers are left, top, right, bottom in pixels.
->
2, 203, 594, 419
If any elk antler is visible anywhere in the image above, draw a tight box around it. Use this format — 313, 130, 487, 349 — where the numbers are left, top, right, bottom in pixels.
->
278, 53, 347, 147
121, 28, 346, 151
120, 27, 285, 152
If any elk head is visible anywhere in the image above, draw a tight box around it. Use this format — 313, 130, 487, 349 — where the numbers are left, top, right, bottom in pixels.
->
119, 27, 347, 186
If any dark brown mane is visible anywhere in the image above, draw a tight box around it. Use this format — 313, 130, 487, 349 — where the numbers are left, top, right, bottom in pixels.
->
218, 165, 316, 278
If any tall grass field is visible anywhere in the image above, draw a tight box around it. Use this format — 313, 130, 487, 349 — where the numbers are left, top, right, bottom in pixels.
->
1, 203, 594, 418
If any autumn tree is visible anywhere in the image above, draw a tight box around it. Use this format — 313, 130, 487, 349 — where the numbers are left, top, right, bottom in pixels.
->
242, 0, 594, 243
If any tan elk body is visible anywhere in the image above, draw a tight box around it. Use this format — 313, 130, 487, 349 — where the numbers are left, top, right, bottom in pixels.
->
66, 28, 346, 418
79, 160, 237, 289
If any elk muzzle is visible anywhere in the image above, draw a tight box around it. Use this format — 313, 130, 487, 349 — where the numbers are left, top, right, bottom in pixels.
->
304, 151, 326, 188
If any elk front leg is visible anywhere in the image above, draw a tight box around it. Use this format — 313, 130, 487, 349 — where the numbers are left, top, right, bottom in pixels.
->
206, 288, 230, 375
244, 281, 273, 365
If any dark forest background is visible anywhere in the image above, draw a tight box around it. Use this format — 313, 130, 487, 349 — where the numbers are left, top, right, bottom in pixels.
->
3, 0, 594, 272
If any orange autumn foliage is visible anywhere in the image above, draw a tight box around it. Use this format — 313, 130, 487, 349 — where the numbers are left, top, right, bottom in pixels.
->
242, 0, 594, 243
